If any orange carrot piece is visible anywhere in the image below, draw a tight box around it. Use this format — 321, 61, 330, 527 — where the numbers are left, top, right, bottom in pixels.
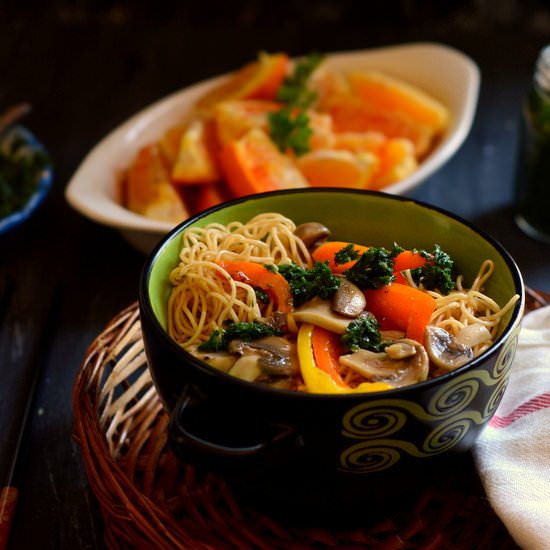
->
364, 283, 436, 344
216, 260, 293, 313
311, 241, 369, 274
393, 250, 428, 285
311, 326, 348, 387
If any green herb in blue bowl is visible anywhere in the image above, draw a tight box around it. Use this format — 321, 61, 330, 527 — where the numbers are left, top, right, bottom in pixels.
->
0, 125, 53, 234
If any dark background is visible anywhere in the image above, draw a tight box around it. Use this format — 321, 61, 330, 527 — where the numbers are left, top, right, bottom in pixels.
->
0, 1, 549, 548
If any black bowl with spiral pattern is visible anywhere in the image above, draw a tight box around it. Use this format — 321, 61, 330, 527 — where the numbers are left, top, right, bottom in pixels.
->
139, 188, 524, 519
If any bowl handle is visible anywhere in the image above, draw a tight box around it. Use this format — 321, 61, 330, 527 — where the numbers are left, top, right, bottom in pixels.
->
168, 385, 302, 467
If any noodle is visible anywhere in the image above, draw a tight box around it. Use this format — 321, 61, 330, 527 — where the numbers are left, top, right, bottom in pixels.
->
428, 260, 519, 354
168, 213, 311, 347
166, 213, 520, 391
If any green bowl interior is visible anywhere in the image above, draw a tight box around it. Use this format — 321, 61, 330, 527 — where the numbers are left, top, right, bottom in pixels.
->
148, 191, 520, 337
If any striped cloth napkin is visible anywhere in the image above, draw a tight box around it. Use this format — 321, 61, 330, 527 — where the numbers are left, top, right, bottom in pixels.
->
474, 304, 550, 550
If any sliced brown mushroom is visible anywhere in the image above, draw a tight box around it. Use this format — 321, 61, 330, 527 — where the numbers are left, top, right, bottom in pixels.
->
424, 326, 474, 371
292, 297, 352, 333
331, 277, 366, 318
294, 222, 331, 250
339, 338, 429, 388
228, 336, 298, 376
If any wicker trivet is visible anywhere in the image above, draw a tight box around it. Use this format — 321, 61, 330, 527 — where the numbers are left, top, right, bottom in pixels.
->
73, 290, 548, 549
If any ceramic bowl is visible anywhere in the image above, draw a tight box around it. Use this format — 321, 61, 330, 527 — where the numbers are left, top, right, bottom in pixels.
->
139, 188, 523, 518
0, 126, 53, 235
67, 42, 480, 254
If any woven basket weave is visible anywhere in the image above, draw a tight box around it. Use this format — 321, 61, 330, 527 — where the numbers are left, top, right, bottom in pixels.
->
71, 291, 548, 549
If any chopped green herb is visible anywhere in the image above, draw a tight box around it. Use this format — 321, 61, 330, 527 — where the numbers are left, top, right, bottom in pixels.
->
268, 106, 313, 156
277, 261, 341, 307
276, 52, 324, 109
411, 244, 455, 294
341, 312, 385, 352
390, 242, 405, 257
268, 52, 324, 156
0, 132, 51, 219
344, 247, 396, 289
254, 287, 270, 304
334, 243, 360, 265
198, 321, 283, 352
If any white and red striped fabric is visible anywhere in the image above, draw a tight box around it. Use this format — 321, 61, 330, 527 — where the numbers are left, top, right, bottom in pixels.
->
474, 305, 550, 550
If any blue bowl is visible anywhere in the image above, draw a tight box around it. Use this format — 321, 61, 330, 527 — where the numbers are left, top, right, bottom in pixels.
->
0, 125, 53, 235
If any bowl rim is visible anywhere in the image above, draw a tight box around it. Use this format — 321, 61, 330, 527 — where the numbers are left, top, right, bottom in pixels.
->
0, 125, 54, 235
67, 41, 480, 240
139, 187, 525, 401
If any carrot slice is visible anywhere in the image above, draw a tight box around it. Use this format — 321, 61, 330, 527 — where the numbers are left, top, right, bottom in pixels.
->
363, 283, 436, 344
311, 241, 369, 273
393, 250, 428, 285
311, 326, 348, 387
216, 260, 293, 313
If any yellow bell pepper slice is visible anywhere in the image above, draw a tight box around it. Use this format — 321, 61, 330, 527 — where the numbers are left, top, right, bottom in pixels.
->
297, 323, 393, 394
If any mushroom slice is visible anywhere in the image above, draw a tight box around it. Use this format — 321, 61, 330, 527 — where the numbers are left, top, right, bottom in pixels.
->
292, 297, 351, 333
228, 336, 297, 376
331, 277, 366, 318
339, 338, 429, 388
228, 354, 263, 381
425, 326, 474, 371
385, 341, 417, 360
294, 222, 331, 250
186, 345, 237, 373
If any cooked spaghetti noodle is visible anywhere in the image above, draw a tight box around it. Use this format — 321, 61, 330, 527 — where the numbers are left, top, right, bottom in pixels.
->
166, 213, 519, 392
401, 259, 520, 357
168, 213, 311, 347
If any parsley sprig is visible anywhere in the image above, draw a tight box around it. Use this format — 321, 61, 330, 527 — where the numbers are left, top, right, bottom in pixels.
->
334, 243, 360, 265
411, 245, 455, 294
275, 261, 341, 307
276, 52, 324, 109
268, 52, 324, 156
198, 321, 283, 352
344, 247, 396, 289
341, 312, 386, 352
268, 107, 313, 157
0, 132, 51, 219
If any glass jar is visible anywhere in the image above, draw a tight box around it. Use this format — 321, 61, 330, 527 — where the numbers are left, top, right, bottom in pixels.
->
514, 45, 550, 242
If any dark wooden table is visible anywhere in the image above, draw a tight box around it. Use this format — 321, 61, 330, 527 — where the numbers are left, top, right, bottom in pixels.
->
1, 1, 549, 548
